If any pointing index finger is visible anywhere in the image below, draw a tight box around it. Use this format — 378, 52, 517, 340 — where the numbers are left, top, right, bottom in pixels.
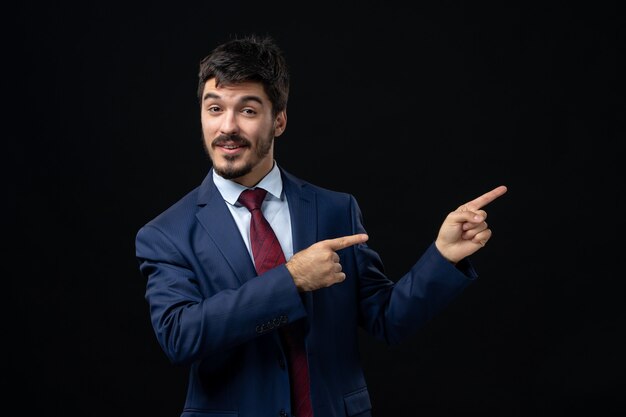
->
322, 234, 369, 251
464, 185, 508, 211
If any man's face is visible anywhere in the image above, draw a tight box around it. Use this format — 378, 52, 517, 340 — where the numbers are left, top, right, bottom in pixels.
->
200, 79, 286, 187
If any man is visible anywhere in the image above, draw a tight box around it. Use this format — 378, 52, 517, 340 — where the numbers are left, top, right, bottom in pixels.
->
135, 34, 507, 417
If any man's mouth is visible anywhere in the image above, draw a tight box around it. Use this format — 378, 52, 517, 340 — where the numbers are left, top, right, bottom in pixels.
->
220, 144, 244, 149
212, 134, 251, 152
215, 141, 249, 156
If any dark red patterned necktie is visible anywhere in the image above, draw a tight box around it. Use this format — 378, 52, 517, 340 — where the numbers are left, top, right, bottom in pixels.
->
238, 188, 314, 417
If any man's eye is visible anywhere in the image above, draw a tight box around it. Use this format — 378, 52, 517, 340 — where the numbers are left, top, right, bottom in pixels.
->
207, 106, 220, 113
242, 108, 257, 115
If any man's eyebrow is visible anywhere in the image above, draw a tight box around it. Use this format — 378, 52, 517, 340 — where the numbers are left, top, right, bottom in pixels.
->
203, 92, 220, 101
239, 95, 264, 105
202, 93, 264, 106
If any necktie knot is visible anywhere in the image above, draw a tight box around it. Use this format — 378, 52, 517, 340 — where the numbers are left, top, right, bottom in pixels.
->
238, 188, 268, 212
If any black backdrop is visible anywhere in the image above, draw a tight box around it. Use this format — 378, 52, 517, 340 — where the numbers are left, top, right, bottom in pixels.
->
7, 2, 624, 416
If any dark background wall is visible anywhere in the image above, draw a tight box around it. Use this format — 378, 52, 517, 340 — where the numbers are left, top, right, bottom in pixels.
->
6, 2, 624, 416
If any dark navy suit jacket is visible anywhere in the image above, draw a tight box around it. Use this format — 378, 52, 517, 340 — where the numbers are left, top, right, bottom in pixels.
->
135, 166, 477, 417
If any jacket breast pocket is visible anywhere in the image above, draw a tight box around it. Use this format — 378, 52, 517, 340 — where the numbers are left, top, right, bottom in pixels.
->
344, 386, 372, 416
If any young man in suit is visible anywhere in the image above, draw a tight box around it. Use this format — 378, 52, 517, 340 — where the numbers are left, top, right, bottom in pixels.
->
135, 34, 507, 417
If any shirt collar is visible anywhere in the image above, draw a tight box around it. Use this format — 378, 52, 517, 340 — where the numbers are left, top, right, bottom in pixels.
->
213, 161, 283, 206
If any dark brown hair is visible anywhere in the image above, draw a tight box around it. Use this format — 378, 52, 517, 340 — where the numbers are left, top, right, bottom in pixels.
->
197, 34, 290, 117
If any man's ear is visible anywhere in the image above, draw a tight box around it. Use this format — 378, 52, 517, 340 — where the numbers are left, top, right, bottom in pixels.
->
274, 110, 287, 137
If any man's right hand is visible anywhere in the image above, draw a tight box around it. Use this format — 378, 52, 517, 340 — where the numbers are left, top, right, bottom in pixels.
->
286, 234, 369, 292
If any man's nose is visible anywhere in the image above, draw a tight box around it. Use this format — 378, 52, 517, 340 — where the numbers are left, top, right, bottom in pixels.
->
219, 111, 239, 135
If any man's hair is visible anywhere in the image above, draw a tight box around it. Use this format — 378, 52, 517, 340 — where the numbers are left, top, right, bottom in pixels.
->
197, 34, 290, 116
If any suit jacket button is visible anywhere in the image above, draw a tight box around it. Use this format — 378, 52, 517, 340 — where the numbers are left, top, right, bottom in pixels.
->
278, 358, 286, 370
279, 409, 288, 417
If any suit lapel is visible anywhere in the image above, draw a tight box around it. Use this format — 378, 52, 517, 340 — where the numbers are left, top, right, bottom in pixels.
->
195, 171, 257, 286
282, 168, 317, 324
193, 168, 318, 321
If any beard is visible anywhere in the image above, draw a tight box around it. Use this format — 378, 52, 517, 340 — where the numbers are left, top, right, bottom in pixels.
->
205, 132, 274, 180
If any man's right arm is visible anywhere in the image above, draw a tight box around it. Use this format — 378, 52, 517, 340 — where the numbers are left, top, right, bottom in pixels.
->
135, 224, 307, 366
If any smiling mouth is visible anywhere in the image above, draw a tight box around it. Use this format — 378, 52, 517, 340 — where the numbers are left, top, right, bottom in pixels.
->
215, 142, 249, 156
212, 134, 251, 151
220, 144, 244, 150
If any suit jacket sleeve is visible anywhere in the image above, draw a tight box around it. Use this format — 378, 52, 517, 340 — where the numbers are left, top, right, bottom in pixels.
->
347, 195, 477, 345
136, 223, 307, 366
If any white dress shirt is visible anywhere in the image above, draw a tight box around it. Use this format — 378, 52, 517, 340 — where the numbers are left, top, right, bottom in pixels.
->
212, 162, 294, 264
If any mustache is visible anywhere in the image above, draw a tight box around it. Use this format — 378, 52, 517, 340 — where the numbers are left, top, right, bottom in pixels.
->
212, 134, 251, 147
